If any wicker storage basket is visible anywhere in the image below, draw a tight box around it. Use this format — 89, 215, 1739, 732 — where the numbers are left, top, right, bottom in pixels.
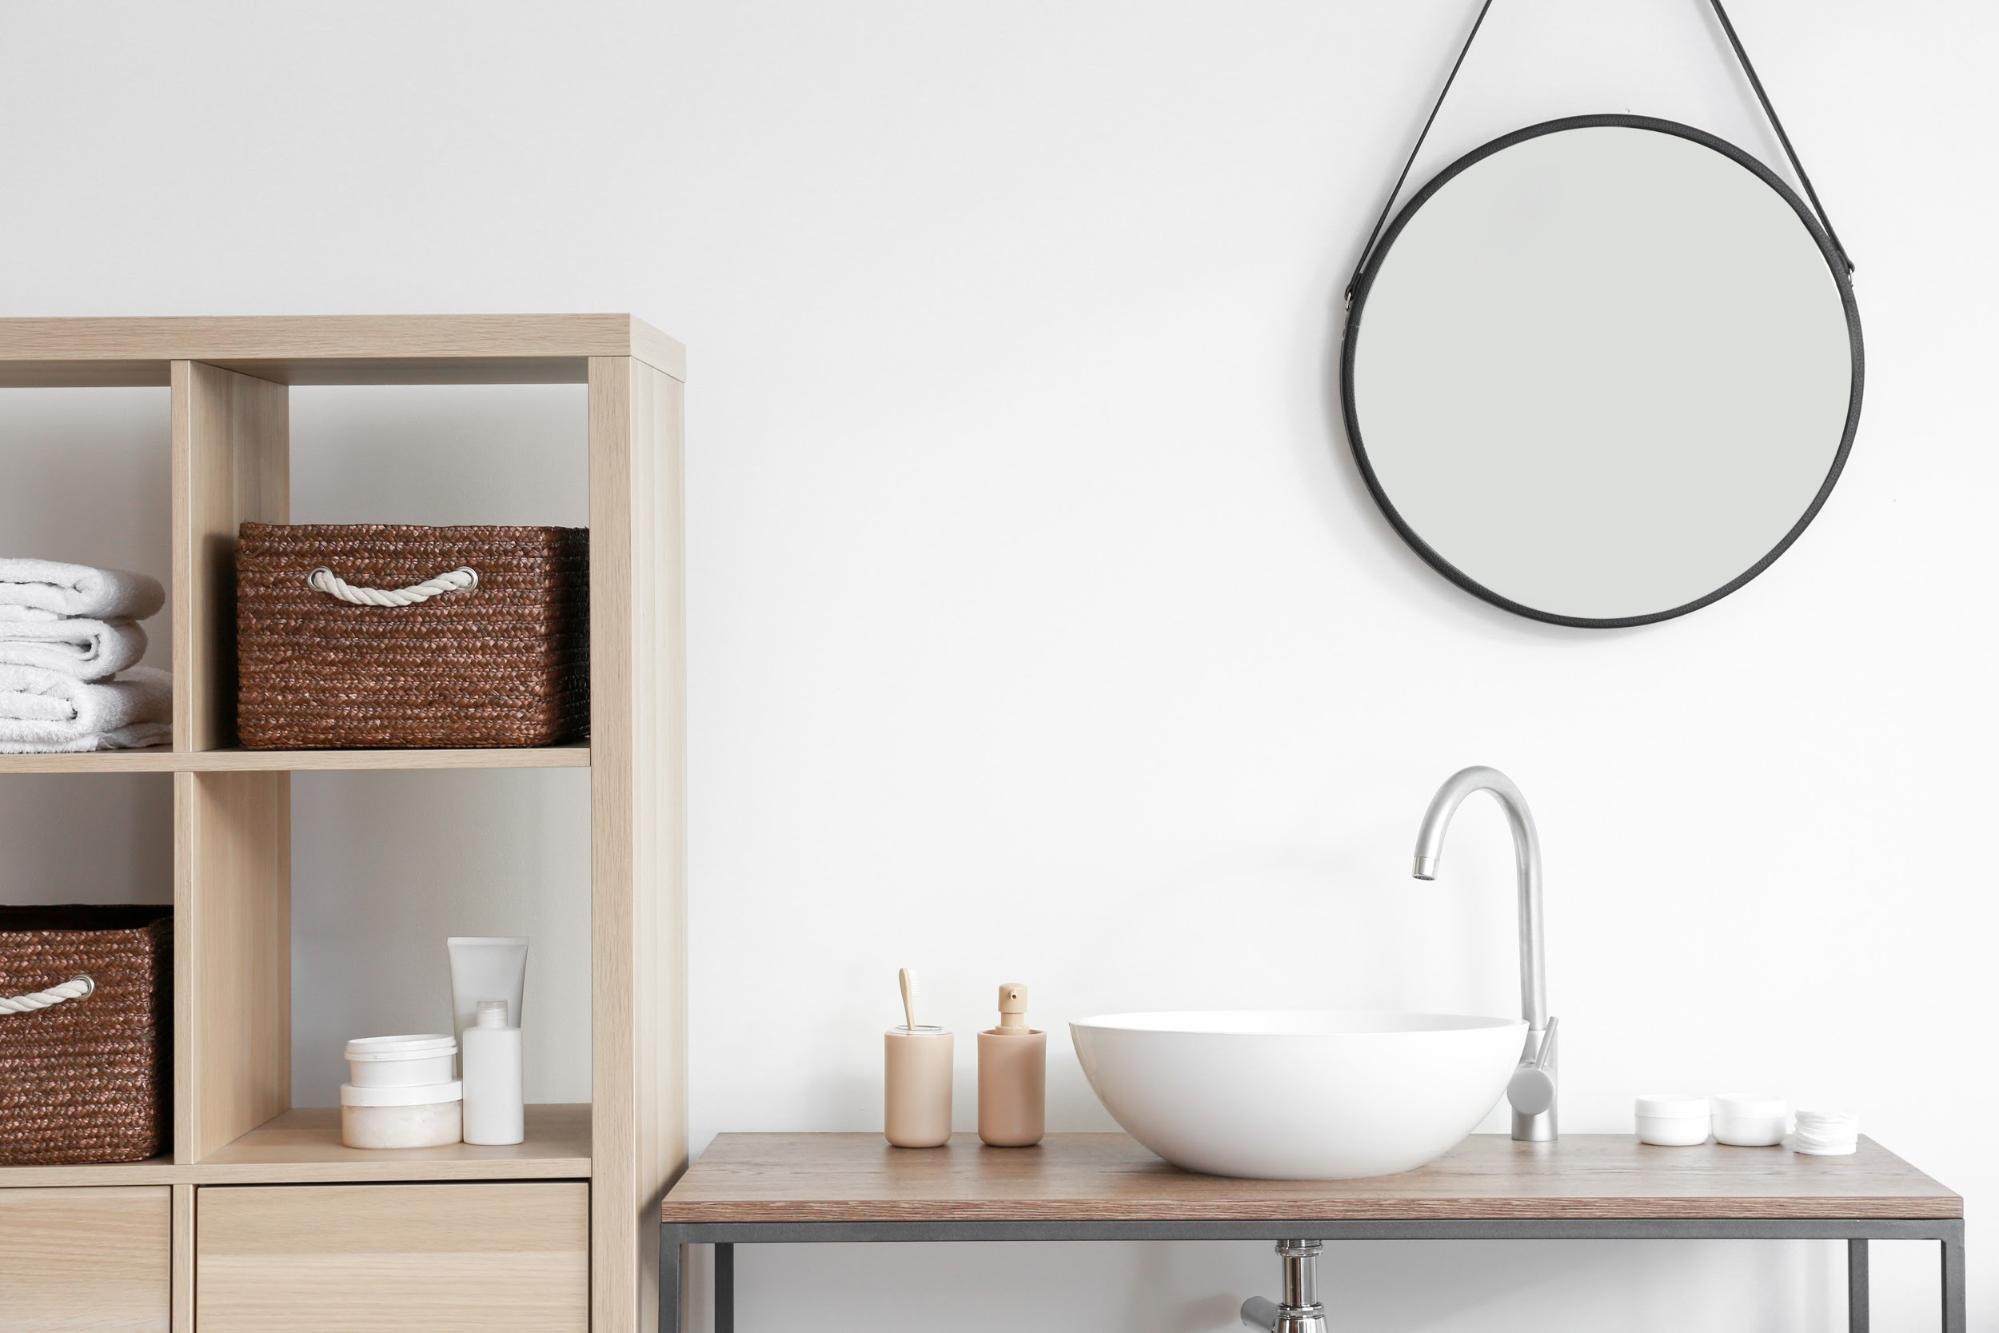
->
236, 523, 589, 749
0, 906, 172, 1165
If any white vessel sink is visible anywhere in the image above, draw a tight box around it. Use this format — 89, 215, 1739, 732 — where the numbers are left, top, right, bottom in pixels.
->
1070, 1010, 1526, 1179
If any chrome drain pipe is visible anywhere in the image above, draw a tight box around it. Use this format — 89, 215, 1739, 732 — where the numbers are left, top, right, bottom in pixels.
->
1240, 1240, 1328, 1332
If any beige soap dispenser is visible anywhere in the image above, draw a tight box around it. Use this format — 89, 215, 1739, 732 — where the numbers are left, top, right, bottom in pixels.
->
977, 982, 1045, 1147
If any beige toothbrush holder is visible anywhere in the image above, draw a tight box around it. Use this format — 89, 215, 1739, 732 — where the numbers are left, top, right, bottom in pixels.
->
884, 1026, 953, 1148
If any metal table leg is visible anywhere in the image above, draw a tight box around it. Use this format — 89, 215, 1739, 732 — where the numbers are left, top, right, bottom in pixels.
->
1942, 1220, 1966, 1333
1848, 1239, 1869, 1333
659, 1227, 683, 1333
717, 1242, 735, 1333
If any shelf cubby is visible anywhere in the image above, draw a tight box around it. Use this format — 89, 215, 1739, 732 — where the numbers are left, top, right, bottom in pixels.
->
0, 1106, 589, 1188
0, 316, 685, 1333
196, 1104, 591, 1184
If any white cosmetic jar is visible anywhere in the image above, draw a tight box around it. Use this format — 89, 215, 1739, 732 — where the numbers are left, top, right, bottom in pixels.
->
344, 1033, 457, 1088
1712, 1093, 1789, 1147
339, 1080, 464, 1149
1635, 1094, 1711, 1146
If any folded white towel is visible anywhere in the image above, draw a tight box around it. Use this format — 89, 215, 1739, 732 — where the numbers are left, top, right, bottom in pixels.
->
0, 559, 166, 621
0, 616, 148, 679
0, 665, 172, 753
0, 720, 172, 753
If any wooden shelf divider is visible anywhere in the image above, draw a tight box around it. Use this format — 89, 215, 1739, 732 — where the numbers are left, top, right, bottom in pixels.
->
0, 744, 590, 775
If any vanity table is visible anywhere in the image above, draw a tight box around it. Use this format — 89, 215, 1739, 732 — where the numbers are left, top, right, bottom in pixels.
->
660, 1133, 1963, 1331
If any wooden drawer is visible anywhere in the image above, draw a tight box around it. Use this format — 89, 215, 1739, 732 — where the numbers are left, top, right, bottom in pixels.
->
196, 1181, 587, 1332
0, 1186, 171, 1331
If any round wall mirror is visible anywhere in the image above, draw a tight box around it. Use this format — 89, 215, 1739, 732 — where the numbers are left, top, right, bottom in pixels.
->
1341, 115, 1862, 628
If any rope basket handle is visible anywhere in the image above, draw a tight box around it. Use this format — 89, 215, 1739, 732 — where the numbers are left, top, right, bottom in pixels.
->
0, 974, 95, 1016
306, 565, 479, 607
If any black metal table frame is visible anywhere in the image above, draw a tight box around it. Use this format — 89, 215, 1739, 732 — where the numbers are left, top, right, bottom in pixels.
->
662, 1216, 1966, 1332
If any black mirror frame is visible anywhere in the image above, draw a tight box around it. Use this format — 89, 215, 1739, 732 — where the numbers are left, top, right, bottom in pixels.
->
1339, 114, 1865, 629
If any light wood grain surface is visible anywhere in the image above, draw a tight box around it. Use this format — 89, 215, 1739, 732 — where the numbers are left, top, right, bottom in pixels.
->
0, 750, 184, 773
0, 314, 683, 385
0, 1157, 180, 1188
196, 1104, 592, 1183
175, 771, 291, 1162
0, 1107, 588, 1189
0, 1186, 171, 1331
0, 744, 589, 773
663, 1133, 1963, 1223
197, 1182, 588, 1331
185, 743, 592, 770
172, 359, 288, 751
171, 1184, 194, 1333
590, 355, 690, 1332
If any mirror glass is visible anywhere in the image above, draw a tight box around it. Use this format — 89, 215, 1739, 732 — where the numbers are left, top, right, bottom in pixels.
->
1343, 117, 1861, 627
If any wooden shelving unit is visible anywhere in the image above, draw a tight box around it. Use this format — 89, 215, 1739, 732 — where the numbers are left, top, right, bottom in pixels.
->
0, 315, 686, 1333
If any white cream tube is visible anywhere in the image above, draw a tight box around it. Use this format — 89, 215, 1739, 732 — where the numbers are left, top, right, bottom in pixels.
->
447, 936, 528, 1039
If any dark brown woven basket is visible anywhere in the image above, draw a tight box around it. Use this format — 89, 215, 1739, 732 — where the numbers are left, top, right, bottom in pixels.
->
236, 523, 589, 749
0, 906, 172, 1166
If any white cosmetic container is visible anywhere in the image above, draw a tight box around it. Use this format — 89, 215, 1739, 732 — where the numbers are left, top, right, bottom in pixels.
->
448, 936, 528, 1044
344, 1033, 456, 1088
339, 1080, 464, 1149
461, 999, 525, 1146
1792, 1108, 1860, 1156
1635, 1094, 1710, 1146
1712, 1093, 1789, 1147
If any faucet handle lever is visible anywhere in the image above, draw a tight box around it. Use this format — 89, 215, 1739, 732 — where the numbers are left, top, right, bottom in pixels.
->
1507, 1017, 1557, 1117
1526, 1015, 1557, 1069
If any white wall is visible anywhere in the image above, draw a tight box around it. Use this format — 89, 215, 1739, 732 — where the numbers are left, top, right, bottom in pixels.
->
1, 1, 1992, 1329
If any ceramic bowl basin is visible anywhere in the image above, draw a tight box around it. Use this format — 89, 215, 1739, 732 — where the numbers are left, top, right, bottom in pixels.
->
1070, 1010, 1526, 1179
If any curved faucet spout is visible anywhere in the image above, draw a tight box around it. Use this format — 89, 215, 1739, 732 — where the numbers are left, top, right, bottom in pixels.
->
1412, 765, 1556, 1141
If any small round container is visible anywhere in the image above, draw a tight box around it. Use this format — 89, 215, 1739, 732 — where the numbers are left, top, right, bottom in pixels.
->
1635, 1094, 1710, 1146
339, 1080, 463, 1149
1792, 1108, 1860, 1156
344, 1034, 456, 1088
1712, 1093, 1789, 1147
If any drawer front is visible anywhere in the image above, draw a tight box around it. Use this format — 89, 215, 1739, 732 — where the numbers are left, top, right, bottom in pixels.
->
0, 1186, 171, 1331
196, 1181, 587, 1332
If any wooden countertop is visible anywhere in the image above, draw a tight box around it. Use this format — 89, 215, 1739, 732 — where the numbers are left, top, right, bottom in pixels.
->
662, 1133, 1961, 1223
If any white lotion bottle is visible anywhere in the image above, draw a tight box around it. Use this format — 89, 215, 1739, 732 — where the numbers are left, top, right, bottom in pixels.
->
461, 999, 525, 1146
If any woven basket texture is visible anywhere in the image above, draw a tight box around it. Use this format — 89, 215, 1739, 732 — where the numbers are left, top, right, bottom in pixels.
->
236, 523, 589, 749
0, 906, 172, 1165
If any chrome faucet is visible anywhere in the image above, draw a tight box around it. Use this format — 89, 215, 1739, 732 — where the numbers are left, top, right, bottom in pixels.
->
1240, 768, 1557, 1328
1412, 765, 1558, 1142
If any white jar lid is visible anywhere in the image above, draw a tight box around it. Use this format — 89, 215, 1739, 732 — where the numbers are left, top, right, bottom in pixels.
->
344, 1034, 456, 1062
1712, 1093, 1788, 1116
1635, 1094, 1709, 1119
339, 1080, 464, 1107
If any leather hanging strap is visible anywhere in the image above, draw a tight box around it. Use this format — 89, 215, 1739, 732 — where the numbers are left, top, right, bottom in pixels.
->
1343, 0, 1854, 307
1344, 0, 1499, 308
1705, 0, 1852, 274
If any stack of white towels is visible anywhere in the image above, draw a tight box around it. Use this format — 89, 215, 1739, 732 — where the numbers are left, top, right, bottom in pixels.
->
0, 559, 172, 753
